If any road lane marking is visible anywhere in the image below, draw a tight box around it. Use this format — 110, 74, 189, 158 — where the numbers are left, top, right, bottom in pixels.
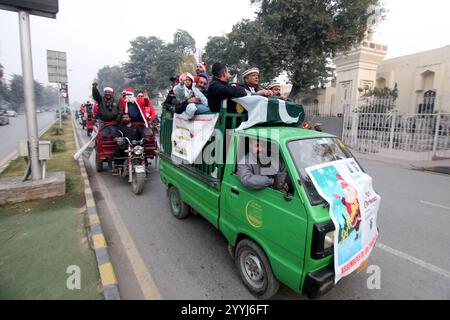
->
420, 200, 450, 211
376, 242, 450, 280
93, 167, 162, 300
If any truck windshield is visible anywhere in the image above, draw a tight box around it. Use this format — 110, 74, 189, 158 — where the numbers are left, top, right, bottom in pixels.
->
287, 138, 353, 205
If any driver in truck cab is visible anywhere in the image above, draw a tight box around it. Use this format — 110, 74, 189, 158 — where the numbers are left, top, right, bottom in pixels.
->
237, 138, 291, 192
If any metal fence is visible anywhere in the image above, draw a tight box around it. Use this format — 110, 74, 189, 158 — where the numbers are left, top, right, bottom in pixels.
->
342, 112, 450, 160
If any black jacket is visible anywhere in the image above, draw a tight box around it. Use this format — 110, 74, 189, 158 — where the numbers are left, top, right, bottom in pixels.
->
207, 78, 247, 113
116, 123, 145, 142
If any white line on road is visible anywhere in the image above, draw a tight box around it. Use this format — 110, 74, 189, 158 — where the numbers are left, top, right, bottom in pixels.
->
376, 242, 450, 280
420, 200, 450, 211
94, 174, 162, 299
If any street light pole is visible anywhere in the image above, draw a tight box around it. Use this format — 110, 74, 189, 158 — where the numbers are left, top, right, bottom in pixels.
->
58, 83, 62, 129
18, 10, 41, 180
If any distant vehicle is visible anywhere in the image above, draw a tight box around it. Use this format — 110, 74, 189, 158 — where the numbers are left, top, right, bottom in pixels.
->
6, 110, 17, 117
0, 116, 10, 126
36, 109, 42, 113
0, 109, 6, 116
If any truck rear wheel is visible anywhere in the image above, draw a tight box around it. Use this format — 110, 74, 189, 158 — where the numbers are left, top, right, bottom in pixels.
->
235, 239, 280, 299
168, 186, 190, 219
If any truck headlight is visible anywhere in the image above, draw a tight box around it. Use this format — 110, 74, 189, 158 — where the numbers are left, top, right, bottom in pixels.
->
311, 221, 335, 260
324, 231, 335, 250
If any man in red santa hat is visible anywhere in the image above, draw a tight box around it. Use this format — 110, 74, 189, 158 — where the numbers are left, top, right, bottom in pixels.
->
120, 88, 156, 129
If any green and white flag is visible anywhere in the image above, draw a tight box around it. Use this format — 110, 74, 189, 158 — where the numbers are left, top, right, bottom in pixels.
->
232, 95, 305, 131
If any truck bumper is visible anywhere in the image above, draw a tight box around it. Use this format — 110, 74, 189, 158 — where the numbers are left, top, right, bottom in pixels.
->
303, 265, 335, 299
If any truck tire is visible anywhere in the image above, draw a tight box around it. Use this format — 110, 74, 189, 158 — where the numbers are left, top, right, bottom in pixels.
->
168, 186, 190, 219
132, 172, 146, 195
235, 239, 280, 299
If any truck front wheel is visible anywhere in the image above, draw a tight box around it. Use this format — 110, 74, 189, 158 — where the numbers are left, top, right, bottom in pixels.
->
235, 239, 280, 299
168, 186, 190, 219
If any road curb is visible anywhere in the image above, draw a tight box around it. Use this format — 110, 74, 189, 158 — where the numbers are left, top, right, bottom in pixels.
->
0, 117, 59, 174
71, 117, 121, 300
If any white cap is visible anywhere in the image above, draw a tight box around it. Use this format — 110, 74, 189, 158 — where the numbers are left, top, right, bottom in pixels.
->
268, 82, 281, 90
242, 67, 259, 79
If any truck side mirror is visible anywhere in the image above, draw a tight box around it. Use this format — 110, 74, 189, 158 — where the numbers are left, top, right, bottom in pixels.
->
284, 191, 293, 202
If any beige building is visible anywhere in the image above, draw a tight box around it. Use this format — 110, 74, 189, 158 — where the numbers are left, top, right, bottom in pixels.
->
297, 34, 450, 115
376, 45, 450, 114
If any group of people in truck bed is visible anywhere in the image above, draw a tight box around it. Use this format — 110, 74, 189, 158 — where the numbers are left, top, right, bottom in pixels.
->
164, 62, 286, 121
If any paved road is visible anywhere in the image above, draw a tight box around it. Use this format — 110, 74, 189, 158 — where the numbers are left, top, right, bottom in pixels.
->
0, 113, 56, 162
77, 124, 450, 300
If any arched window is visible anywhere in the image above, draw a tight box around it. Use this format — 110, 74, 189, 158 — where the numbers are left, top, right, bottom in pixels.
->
418, 90, 436, 114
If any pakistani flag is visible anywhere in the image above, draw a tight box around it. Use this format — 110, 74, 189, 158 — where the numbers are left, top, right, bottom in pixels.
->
232, 95, 305, 131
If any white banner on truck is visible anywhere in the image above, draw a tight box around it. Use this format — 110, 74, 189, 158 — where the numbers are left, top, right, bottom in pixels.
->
306, 158, 381, 283
171, 113, 219, 164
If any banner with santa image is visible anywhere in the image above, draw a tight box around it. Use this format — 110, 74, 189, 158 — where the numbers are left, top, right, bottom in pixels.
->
305, 158, 381, 283
171, 113, 219, 164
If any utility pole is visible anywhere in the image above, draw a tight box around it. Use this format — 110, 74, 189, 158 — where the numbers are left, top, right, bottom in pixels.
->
18, 10, 41, 180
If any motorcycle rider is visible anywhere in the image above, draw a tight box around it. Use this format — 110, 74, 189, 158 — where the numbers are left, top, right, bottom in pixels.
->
113, 113, 146, 167
92, 83, 122, 135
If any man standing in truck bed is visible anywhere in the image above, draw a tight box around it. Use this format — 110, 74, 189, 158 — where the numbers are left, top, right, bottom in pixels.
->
207, 62, 247, 114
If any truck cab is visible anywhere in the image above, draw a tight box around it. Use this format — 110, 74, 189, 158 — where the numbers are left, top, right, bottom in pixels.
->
159, 100, 367, 299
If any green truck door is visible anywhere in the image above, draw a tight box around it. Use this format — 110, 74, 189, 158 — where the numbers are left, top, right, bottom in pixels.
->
220, 171, 309, 292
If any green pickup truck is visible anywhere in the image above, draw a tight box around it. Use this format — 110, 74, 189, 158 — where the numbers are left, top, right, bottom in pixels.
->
159, 101, 364, 299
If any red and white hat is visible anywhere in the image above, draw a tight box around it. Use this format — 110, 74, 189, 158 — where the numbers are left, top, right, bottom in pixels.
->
124, 88, 134, 95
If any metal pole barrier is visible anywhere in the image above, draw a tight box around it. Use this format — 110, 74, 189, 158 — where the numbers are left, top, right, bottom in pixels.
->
388, 112, 396, 152
432, 113, 441, 160
18, 10, 41, 180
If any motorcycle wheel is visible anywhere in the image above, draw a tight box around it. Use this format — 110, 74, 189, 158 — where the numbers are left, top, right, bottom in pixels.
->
132, 172, 146, 195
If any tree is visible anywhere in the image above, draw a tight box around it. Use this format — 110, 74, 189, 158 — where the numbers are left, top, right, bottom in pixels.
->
123, 36, 165, 91
123, 30, 197, 95
8, 74, 49, 111
41, 85, 59, 108
171, 29, 196, 55
204, 0, 382, 96
0, 63, 10, 107
250, 0, 383, 98
97, 65, 128, 97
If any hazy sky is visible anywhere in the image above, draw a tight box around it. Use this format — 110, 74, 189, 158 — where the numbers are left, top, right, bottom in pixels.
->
1, 0, 450, 103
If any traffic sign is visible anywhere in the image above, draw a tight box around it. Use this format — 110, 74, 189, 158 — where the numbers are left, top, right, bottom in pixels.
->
47, 50, 67, 84
0, 0, 58, 18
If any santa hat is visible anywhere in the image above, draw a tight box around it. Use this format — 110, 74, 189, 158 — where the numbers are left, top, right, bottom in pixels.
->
104, 87, 114, 93
242, 67, 259, 79
124, 88, 134, 95
336, 174, 350, 188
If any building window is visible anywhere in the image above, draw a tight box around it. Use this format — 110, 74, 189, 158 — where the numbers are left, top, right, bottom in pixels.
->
418, 90, 436, 114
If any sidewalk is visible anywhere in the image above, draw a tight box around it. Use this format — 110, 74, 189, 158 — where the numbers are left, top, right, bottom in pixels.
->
0, 117, 102, 299
352, 150, 450, 175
